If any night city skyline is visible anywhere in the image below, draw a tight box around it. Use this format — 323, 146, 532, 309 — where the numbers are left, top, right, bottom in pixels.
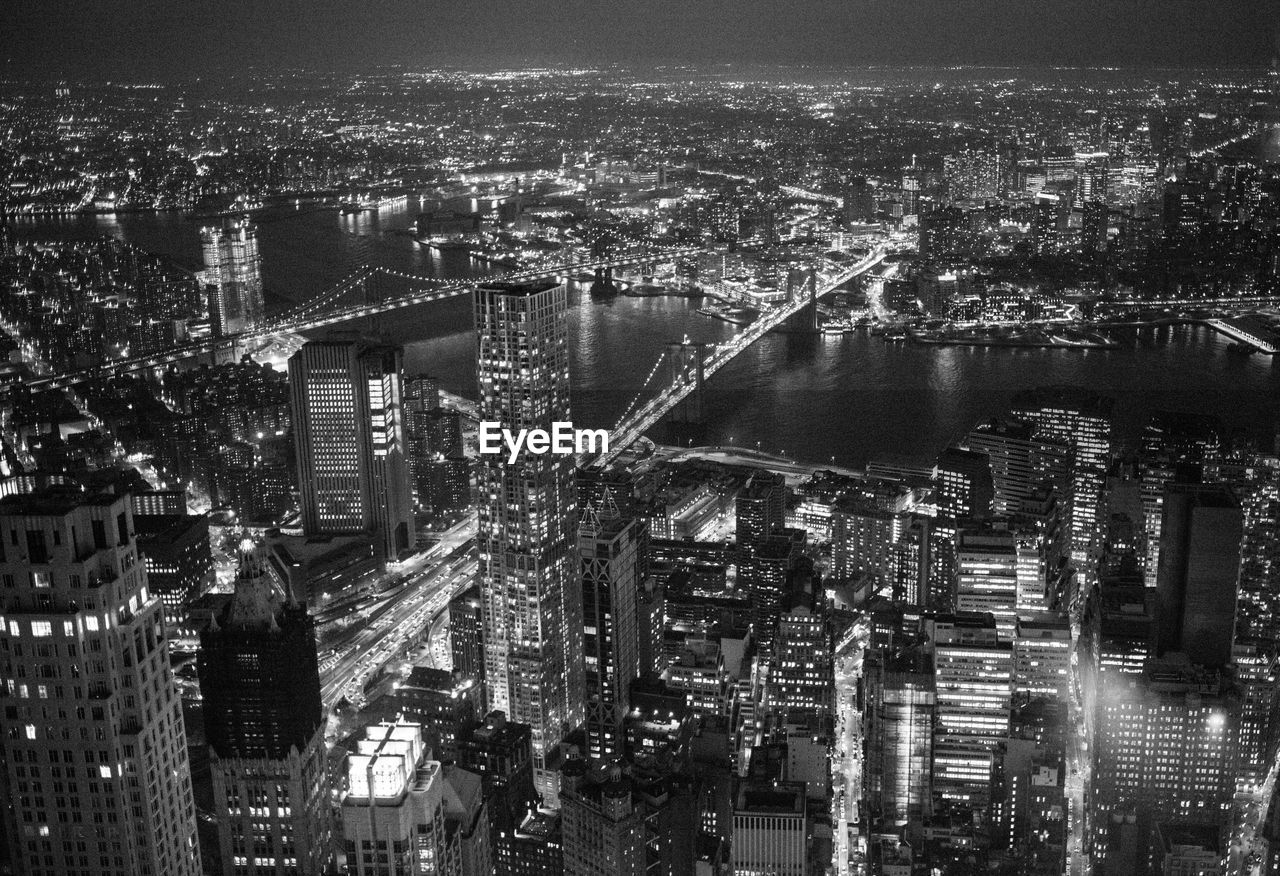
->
4, 5, 1280, 876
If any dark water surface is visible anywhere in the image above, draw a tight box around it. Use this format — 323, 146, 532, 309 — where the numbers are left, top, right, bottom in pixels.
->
15, 207, 1280, 468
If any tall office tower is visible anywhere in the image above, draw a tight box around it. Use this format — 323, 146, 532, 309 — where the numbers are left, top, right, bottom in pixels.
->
889, 516, 931, 606
289, 338, 413, 563
1086, 566, 1156, 677
500, 811, 563, 876
449, 584, 485, 683
738, 531, 805, 656
1090, 660, 1239, 868
197, 551, 332, 876
133, 512, 213, 626
1074, 154, 1110, 207
0, 490, 201, 876
1011, 386, 1114, 567
955, 523, 1020, 639
403, 373, 440, 415
732, 782, 808, 876
736, 471, 785, 549
934, 447, 995, 522
474, 279, 580, 805
455, 712, 539, 875
1236, 457, 1280, 643
772, 578, 833, 722
1155, 483, 1241, 668
930, 613, 1013, 813
1014, 528, 1052, 613
963, 418, 1070, 517
1140, 411, 1224, 588
1234, 640, 1280, 794
1013, 612, 1071, 698
559, 759, 647, 876
579, 496, 646, 759
200, 218, 265, 335
339, 724, 450, 876
441, 765, 493, 876
863, 645, 936, 828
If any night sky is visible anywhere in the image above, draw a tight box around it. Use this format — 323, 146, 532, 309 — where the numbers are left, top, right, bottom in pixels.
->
1, 0, 1277, 78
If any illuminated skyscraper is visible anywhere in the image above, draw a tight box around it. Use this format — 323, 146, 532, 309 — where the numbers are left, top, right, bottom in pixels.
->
935, 447, 995, 522
1090, 660, 1239, 867
863, 645, 935, 827
197, 551, 332, 876
943, 148, 1002, 202
962, 418, 1070, 518
289, 338, 413, 563
200, 218, 265, 335
930, 613, 1013, 812
1011, 386, 1114, 568
474, 280, 581, 804
579, 497, 646, 760
955, 524, 1020, 639
339, 724, 450, 876
0, 490, 202, 876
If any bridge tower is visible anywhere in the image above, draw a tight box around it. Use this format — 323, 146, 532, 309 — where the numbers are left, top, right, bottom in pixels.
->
783, 267, 820, 332
664, 340, 708, 447
589, 266, 618, 297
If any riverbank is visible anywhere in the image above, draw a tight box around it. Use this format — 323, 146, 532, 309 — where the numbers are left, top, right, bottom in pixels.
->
907, 324, 1118, 350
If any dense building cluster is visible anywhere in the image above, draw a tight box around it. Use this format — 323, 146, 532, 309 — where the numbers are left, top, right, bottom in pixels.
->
0, 62, 1278, 876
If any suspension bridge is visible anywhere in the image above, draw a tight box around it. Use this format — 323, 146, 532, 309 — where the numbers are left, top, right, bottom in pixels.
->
23, 235, 886, 462
23, 241, 706, 392
585, 245, 885, 466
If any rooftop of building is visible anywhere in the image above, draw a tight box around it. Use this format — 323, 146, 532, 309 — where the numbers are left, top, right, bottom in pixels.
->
0, 485, 121, 516
476, 278, 561, 296
735, 782, 805, 815
1156, 821, 1223, 854
1010, 384, 1115, 417
134, 512, 208, 541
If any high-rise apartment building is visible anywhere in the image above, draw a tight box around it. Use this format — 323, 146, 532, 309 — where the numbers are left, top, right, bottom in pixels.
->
0, 490, 201, 876
289, 338, 413, 563
197, 551, 332, 876
474, 280, 581, 804
201, 218, 265, 336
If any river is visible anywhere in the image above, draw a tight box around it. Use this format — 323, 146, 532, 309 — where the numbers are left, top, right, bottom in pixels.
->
12, 204, 1280, 468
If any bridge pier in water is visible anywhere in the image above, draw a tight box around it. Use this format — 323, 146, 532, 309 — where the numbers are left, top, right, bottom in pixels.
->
589, 266, 618, 297
664, 340, 708, 447
780, 267, 820, 333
